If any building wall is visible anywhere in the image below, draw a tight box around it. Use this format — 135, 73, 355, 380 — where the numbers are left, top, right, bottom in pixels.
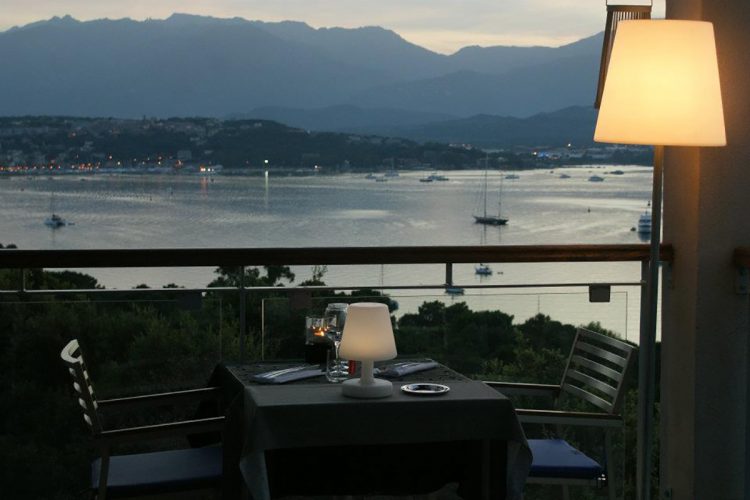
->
662, 0, 750, 498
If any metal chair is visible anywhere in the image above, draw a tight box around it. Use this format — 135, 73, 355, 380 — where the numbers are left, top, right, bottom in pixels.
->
60, 339, 225, 499
486, 327, 635, 500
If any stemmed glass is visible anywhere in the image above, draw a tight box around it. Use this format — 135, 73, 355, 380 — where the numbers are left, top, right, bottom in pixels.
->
324, 303, 349, 383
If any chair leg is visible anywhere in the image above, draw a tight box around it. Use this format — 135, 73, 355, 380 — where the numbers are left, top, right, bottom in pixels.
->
97, 450, 110, 500
605, 429, 617, 500
554, 423, 571, 500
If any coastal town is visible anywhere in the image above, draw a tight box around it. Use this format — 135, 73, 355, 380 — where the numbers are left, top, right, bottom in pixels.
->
0, 116, 651, 175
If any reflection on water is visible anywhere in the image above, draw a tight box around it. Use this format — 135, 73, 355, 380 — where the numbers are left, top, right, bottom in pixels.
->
0, 166, 654, 341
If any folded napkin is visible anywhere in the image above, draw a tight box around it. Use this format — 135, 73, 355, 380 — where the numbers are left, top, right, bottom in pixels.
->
251, 365, 324, 384
374, 361, 439, 378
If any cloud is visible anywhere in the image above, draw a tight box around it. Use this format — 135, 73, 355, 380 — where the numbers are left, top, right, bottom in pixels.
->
0, 0, 665, 53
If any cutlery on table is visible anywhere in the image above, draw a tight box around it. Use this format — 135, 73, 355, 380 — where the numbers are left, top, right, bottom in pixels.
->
258, 365, 315, 379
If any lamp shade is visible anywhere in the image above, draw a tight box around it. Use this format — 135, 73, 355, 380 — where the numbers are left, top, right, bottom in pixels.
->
339, 302, 396, 361
594, 20, 725, 146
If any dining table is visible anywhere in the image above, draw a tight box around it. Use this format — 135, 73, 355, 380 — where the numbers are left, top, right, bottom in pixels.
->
203, 360, 531, 500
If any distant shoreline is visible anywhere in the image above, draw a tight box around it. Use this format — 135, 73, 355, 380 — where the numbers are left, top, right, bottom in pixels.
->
0, 161, 652, 178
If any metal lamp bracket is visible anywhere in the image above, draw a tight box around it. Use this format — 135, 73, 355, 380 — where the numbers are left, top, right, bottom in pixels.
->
595, 1, 653, 108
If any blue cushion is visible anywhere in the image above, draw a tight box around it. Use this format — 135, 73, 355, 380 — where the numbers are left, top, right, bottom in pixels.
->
92, 446, 222, 496
528, 439, 603, 479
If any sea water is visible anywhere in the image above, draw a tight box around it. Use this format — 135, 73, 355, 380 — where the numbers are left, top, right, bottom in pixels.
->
0, 165, 655, 341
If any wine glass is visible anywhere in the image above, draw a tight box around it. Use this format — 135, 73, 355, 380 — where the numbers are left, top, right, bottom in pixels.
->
324, 303, 349, 383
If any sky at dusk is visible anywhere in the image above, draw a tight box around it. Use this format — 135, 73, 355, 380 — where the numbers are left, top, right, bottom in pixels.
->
0, 0, 664, 54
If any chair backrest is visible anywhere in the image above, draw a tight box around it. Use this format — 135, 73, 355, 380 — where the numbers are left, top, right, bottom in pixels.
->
61, 339, 103, 435
558, 327, 635, 415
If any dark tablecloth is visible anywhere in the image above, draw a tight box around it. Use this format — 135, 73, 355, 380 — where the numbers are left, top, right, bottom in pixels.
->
208, 362, 530, 500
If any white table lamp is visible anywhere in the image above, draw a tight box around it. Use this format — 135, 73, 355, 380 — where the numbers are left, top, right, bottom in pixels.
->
338, 302, 397, 398
594, 19, 725, 499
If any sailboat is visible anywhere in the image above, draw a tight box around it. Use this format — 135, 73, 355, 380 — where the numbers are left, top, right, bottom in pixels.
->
44, 214, 66, 228
475, 223, 497, 276
44, 192, 67, 228
473, 166, 508, 226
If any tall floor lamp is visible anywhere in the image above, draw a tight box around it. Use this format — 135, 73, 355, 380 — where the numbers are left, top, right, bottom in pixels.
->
594, 20, 725, 500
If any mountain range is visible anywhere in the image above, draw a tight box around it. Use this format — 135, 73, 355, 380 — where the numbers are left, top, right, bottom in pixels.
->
0, 14, 603, 145
237, 105, 599, 147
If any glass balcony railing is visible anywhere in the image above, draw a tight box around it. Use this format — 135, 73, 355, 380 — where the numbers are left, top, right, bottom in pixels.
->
258, 287, 637, 373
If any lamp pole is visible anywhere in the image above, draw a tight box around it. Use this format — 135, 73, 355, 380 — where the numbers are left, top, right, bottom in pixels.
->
592, 19, 724, 500
638, 144, 663, 500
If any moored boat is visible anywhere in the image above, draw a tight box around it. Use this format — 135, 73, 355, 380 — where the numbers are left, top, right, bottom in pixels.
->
637, 211, 652, 234
474, 167, 508, 226
475, 264, 493, 276
420, 172, 449, 182
44, 213, 66, 228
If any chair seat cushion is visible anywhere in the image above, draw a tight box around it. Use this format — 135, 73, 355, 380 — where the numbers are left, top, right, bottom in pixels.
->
528, 439, 603, 479
92, 445, 222, 496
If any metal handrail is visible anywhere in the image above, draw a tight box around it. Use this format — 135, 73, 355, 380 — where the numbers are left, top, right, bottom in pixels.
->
0, 243, 674, 269
0, 281, 644, 297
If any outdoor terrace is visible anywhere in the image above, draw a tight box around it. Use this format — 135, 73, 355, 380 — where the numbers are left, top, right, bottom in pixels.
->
0, 243, 673, 498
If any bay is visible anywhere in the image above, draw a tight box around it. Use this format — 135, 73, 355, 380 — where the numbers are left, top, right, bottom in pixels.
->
0, 165, 654, 342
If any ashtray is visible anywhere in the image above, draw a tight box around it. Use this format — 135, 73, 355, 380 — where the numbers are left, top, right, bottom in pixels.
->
400, 383, 450, 396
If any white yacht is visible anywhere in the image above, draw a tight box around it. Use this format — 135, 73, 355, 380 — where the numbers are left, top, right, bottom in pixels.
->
475, 264, 493, 276
637, 212, 652, 234
421, 172, 449, 182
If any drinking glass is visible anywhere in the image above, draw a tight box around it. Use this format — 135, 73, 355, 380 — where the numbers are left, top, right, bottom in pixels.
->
304, 316, 331, 364
305, 316, 329, 344
324, 303, 349, 383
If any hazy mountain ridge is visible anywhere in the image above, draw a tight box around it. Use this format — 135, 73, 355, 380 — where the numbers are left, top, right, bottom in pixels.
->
379, 106, 599, 147
351, 52, 597, 118
232, 105, 598, 147
0, 14, 603, 142
231, 105, 458, 132
249, 20, 447, 82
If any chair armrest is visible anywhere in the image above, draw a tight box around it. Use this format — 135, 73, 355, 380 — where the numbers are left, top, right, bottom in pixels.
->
98, 416, 225, 445
484, 381, 560, 398
98, 387, 221, 410
517, 408, 623, 428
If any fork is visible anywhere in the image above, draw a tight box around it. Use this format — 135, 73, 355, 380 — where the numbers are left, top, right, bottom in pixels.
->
258, 365, 313, 379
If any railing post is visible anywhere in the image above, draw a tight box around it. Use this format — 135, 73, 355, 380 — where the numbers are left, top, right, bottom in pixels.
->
219, 296, 223, 361
238, 266, 246, 363
445, 263, 453, 286
261, 298, 266, 361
